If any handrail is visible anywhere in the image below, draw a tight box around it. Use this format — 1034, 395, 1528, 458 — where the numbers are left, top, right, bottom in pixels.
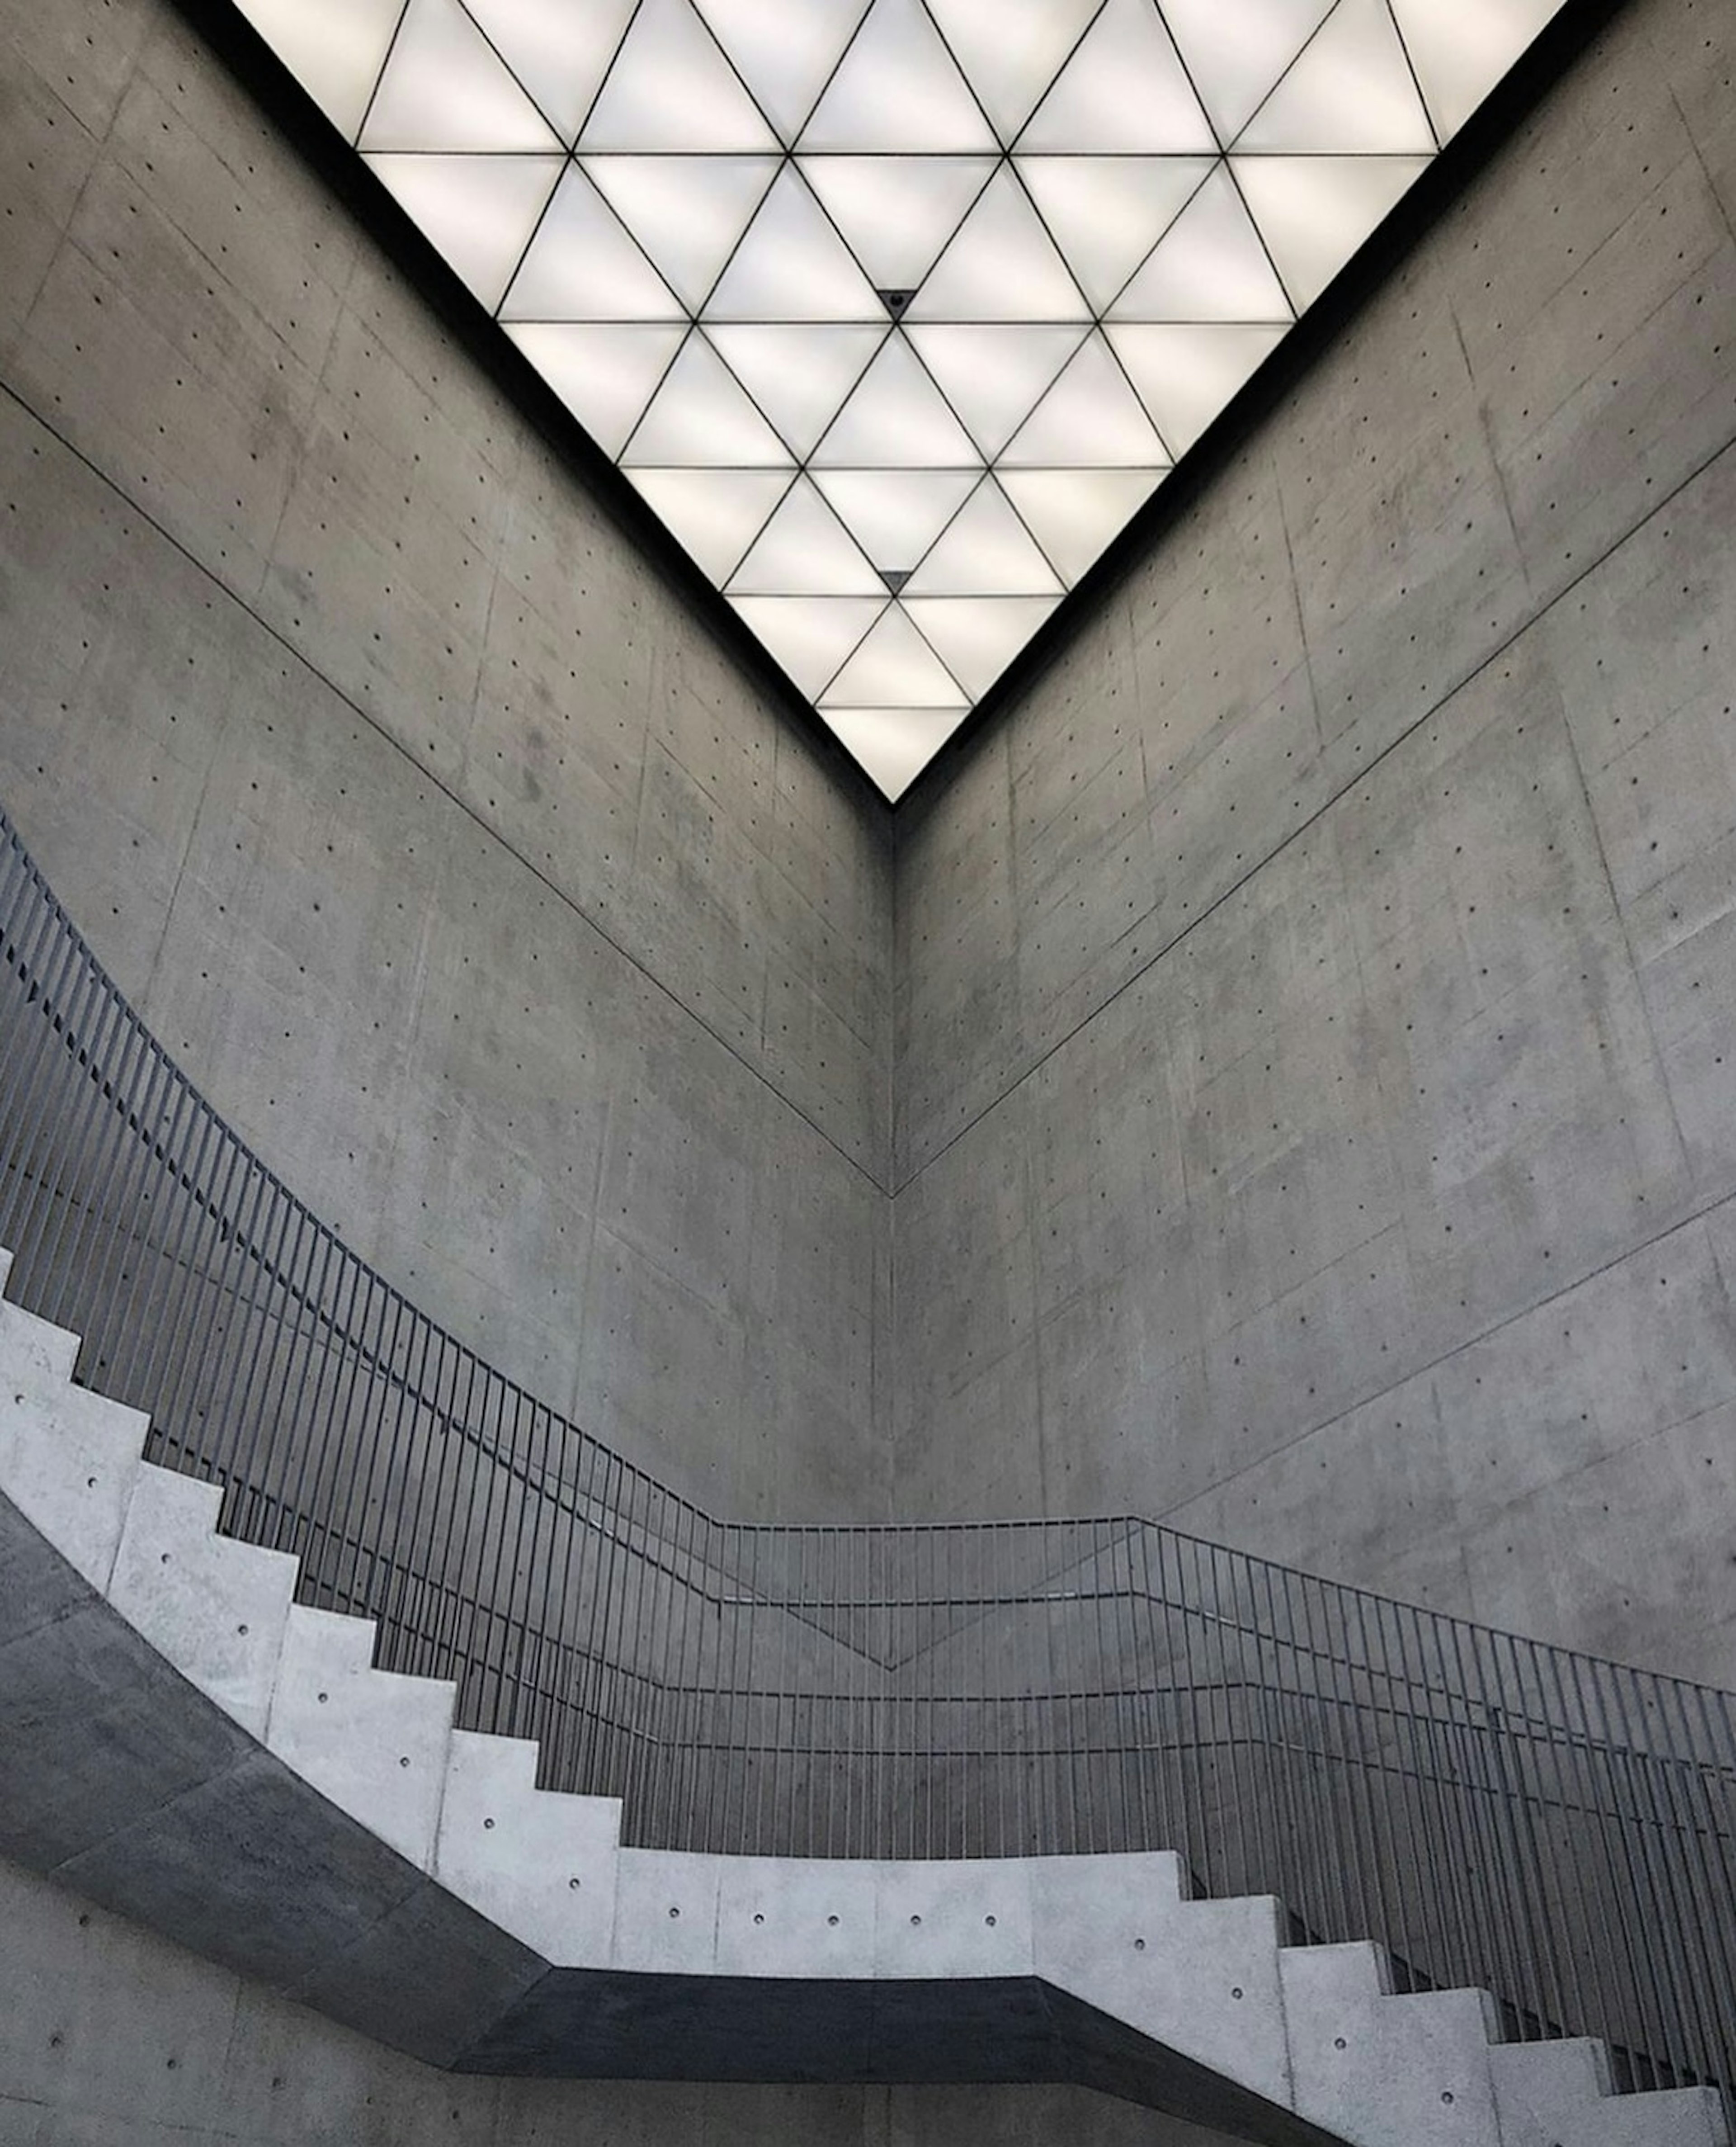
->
0, 800, 1731, 2116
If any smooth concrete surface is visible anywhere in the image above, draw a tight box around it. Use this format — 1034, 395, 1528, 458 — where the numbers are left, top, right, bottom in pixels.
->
889, 0, 1736, 1686
0, 0, 1734, 1856
0, 1274, 1322, 2136
6, 1282, 1720, 2147
0, 0, 893, 1522
4, 0, 1736, 2136
0, 1859, 1264, 2147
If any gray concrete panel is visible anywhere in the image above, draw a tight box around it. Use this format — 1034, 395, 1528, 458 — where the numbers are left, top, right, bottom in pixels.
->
0, 382, 886, 1518
9, 0, 1736, 2130
0, 0, 894, 1526
13, 1851, 1260, 2147
890, 0, 1736, 1688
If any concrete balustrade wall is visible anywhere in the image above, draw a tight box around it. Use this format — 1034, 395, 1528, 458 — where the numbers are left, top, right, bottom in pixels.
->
890, 0, 1736, 1690
0, 1855, 1247, 2147
0, 0, 893, 1523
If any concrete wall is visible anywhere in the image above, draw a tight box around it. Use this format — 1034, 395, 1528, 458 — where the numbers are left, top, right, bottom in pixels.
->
0, 1855, 1246, 2147
891, 0, 1736, 1686
0, 0, 893, 1520
3, 0, 1735, 2130
3, 0, 1733, 1682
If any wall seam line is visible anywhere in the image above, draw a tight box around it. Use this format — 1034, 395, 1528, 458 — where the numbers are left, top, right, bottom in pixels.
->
1160, 1180, 1736, 1531
0, 374, 894, 1201
889, 418, 1736, 1199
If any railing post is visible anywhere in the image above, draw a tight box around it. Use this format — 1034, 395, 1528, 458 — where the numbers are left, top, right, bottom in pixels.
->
0, 803, 1728, 2125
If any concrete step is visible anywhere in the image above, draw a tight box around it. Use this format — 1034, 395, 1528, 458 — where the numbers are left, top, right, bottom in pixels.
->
108, 1462, 300, 1740
1283, 1943, 1503, 2147
0, 1292, 150, 1593
0, 1257, 81, 1385
1033, 1859, 1290, 2109
1490, 2039, 1727, 2146
434, 1728, 621, 1962
265, 1602, 458, 1868
0, 1241, 1727, 2146
1490, 2036, 1613, 2119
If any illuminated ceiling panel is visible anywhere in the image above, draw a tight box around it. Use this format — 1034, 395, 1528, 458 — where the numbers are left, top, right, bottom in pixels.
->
234, 0, 1568, 799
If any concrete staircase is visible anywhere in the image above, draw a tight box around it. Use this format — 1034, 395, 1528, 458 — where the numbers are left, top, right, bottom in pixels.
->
0, 1248, 1725, 2147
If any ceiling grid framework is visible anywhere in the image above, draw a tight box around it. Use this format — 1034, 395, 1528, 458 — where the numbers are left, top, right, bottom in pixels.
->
234, 0, 1567, 799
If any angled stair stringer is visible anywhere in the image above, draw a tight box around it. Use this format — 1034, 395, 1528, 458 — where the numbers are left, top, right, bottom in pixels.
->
0, 1249, 1727, 2146
0, 1250, 548, 2067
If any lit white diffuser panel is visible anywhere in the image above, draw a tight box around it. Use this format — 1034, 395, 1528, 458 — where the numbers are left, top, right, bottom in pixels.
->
231, 0, 1571, 796
823, 708, 971, 802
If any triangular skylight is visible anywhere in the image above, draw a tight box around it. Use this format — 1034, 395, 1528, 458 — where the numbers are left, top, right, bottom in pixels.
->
235, 0, 1569, 799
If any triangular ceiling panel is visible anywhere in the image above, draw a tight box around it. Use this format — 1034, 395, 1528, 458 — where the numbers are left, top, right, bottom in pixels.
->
799, 0, 997, 153
923, 0, 1105, 144
505, 321, 687, 455
461, 0, 638, 145
1158, 0, 1335, 143
693, 0, 873, 146
731, 596, 886, 699
813, 470, 981, 579
1017, 0, 1216, 155
1014, 156, 1214, 315
727, 478, 886, 596
1106, 319, 1287, 454
232, 0, 406, 138
364, 153, 562, 310
500, 163, 683, 320
906, 166, 1091, 324
901, 596, 1060, 699
819, 707, 968, 802
1000, 333, 1168, 466
705, 166, 882, 321
626, 468, 794, 584
360, 0, 560, 151
623, 331, 795, 465
1235, 0, 1436, 153
707, 325, 887, 460
821, 605, 969, 707
582, 155, 779, 311
245, 0, 1571, 795
579, 0, 778, 151
811, 334, 982, 468
800, 156, 998, 293
1387, 0, 1562, 142
1232, 152, 1429, 307
997, 467, 1169, 587
904, 478, 1062, 596
1109, 165, 1293, 322
584, 0, 772, 153
905, 324, 1086, 462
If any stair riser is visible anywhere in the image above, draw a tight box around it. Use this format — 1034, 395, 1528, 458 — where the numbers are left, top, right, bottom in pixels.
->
1, 1248, 1723, 2146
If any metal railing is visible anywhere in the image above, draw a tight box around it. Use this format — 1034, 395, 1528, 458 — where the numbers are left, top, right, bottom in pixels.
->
0, 800, 1731, 2114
